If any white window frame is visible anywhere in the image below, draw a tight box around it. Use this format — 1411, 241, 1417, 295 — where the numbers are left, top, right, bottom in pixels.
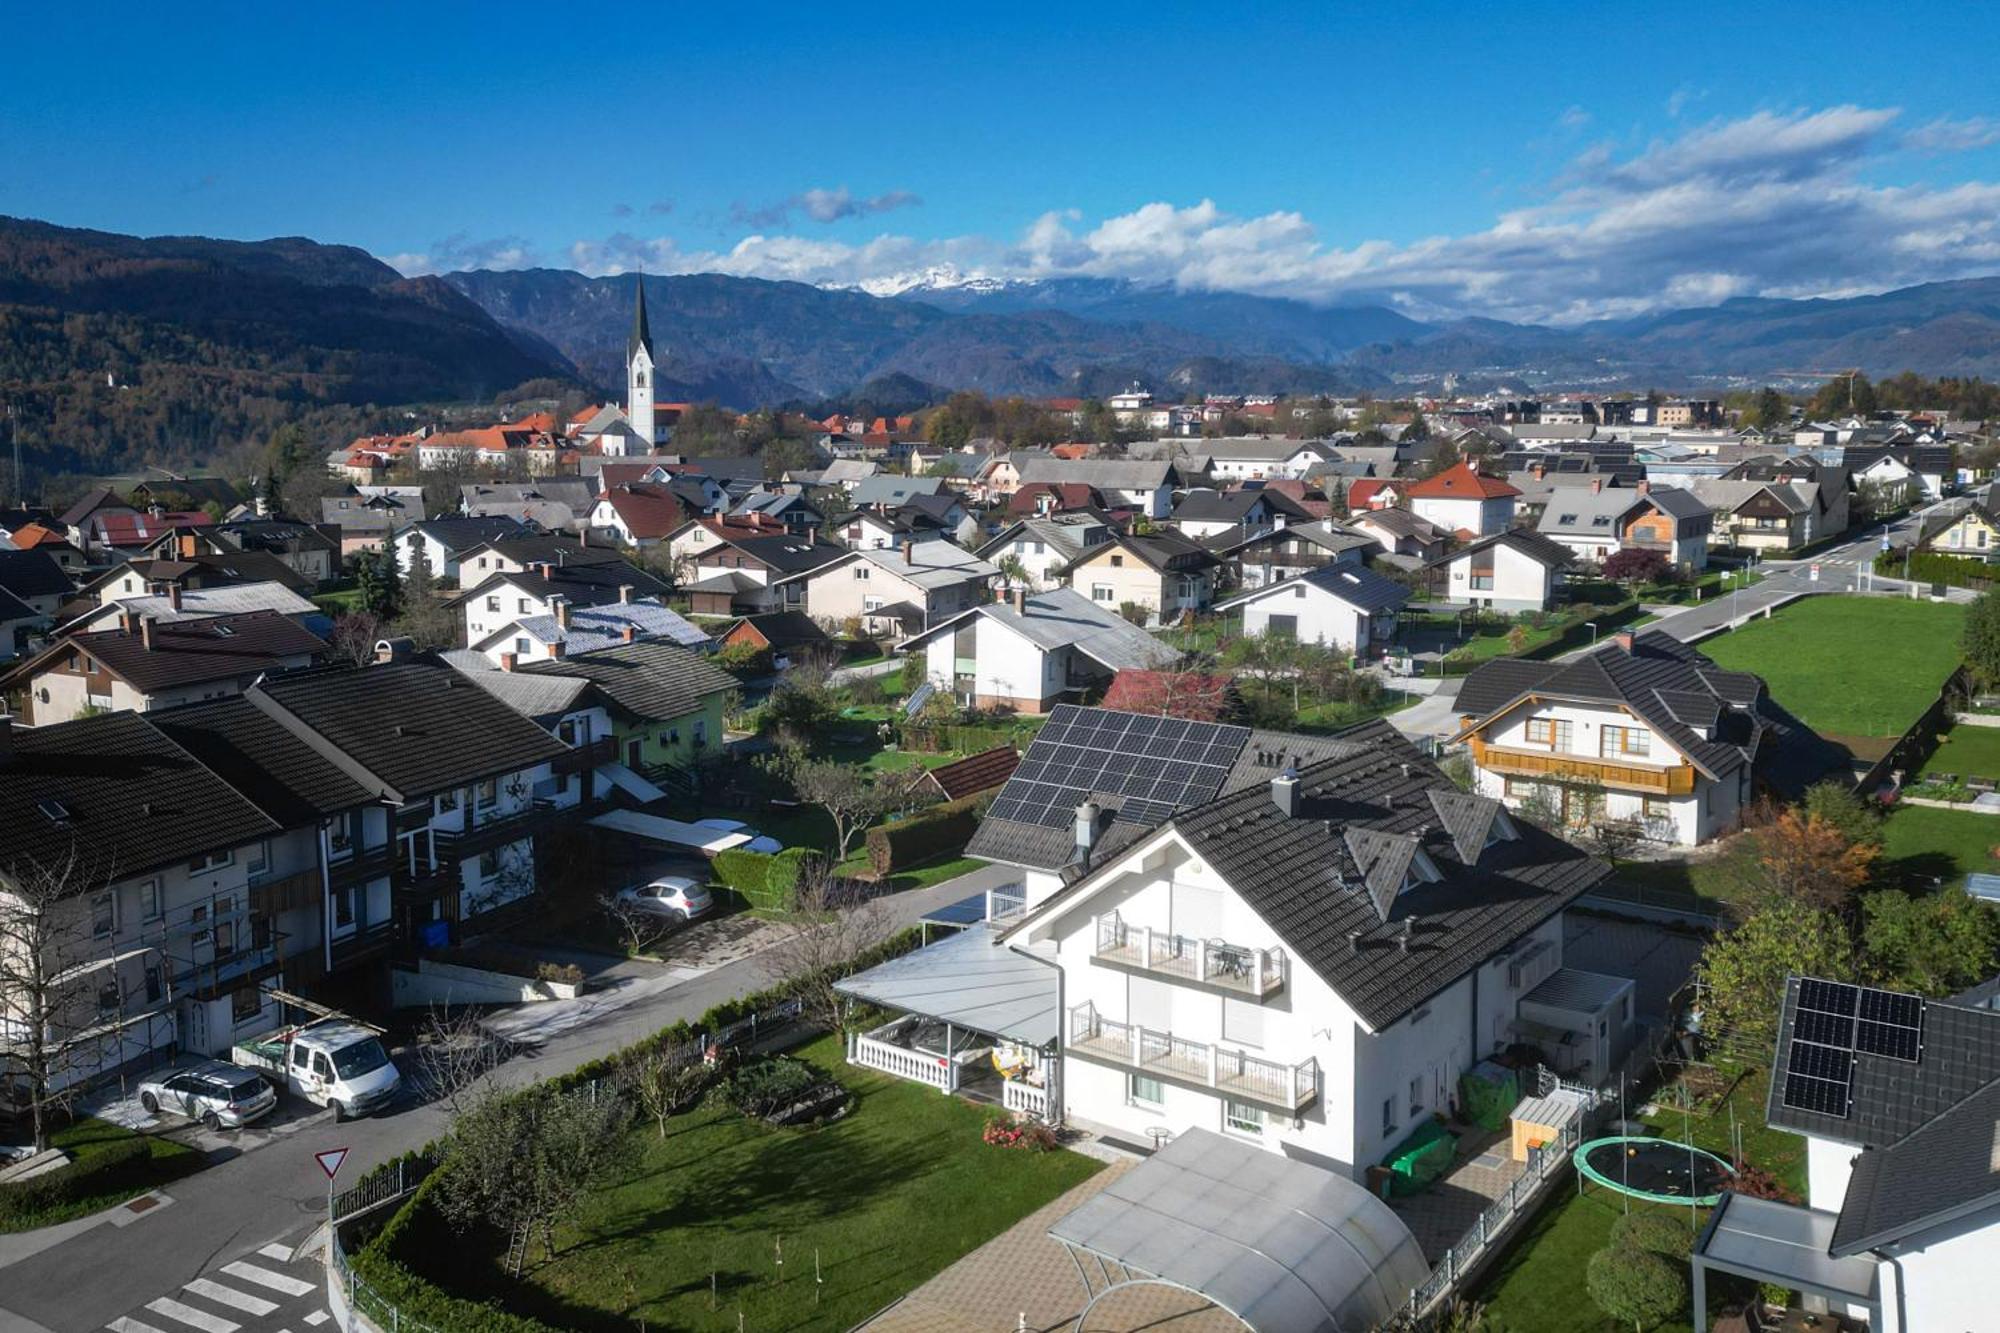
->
1223, 1099, 1263, 1137
139, 877, 163, 922
1127, 1073, 1165, 1109
90, 891, 116, 939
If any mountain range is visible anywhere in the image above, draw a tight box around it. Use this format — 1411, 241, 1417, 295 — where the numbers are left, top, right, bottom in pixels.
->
11, 212, 2000, 476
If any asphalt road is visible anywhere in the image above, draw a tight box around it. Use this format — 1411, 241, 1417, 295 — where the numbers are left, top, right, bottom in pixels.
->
0, 865, 1011, 1333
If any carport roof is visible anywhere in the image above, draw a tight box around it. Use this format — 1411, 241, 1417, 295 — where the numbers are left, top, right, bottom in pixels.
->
1047, 1129, 1431, 1332
833, 924, 1060, 1046
1692, 1193, 1880, 1308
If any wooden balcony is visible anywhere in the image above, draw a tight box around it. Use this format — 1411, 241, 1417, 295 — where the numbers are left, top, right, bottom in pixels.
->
1471, 738, 1696, 796
1092, 913, 1286, 1000
552, 736, 617, 775
1066, 1002, 1317, 1114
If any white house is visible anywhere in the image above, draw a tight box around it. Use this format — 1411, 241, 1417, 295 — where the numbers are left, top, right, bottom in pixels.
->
1188, 438, 1335, 482
1432, 530, 1575, 612
1404, 463, 1521, 538
1014, 457, 1179, 519
1215, 564, 1407, 655
1219, 520, 1377, 591
976, 514, 1115, 590
835, 705, 1617, 1180
394, 517, 532, 582
1451, 629, 1844, 846
1686, 976, 2000, 1333
785, 540, 999, 638
1166, 488, 1312, 543
899, 586, 1178, 713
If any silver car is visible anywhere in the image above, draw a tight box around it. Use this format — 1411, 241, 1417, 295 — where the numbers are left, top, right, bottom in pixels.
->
614, 875, 713, 923
138, 1060, 278, 1131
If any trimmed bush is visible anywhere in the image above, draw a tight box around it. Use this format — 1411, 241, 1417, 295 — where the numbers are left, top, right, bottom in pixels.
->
1609, 1208, 1693, 1259
1586, 1244, 1686, 1331
0, 1135, 152, 1226
711, 847, 818, 911
715, 1057, 822, 1119
866, 795, 982, 877
1875, 547, 1994, 590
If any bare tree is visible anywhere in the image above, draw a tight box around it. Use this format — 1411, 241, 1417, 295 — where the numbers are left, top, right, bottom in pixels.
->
765, 869, 892, 1037
631, 1044, 711, 1139
780, 758, 920, 864
0, 851, 124, 1152
601, 893, 677, 959
410, 1005, 511, 1117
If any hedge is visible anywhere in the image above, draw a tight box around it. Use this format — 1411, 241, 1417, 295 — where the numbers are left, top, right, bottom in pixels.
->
711, 846, 819, 911
348, 924, 928, 1333
0, 1135, 152, 1226
1875, 548, 1994, 590
866, 795, 982, 877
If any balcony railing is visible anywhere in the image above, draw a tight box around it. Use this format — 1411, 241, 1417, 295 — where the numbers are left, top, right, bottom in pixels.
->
986, 883, 1028, 928
1471, 738, 1696, 796
1067, 1001, 1318, 1112
552, 736, 617, 775
1093, 913, 1286, 999
327, 846, 394, 888
434, 801, 559, 859
328, 920, 397, 969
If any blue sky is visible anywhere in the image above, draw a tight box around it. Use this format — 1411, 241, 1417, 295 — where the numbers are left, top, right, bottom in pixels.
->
5, 1, 2000, 321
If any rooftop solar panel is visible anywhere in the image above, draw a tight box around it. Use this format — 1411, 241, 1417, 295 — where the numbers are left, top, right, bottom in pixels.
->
983, 705, 1250, 831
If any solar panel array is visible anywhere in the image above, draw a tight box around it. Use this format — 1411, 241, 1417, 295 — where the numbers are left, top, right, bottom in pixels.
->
985, 708, 1251, 830
1779, 979, 1928, 1118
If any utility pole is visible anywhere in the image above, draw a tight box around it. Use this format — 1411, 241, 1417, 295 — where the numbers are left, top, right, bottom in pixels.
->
4, 401, 18, 507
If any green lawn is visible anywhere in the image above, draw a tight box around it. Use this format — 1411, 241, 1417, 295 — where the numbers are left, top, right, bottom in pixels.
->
399, 1036, 1101, 1332
1698, 596, 1967, 741
1879, 803, 2000, 889
1919, 724, 2000, 779
0, 1117, 204, 1232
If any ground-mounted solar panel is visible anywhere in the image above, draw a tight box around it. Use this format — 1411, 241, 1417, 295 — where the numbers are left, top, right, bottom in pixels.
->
1780, 1071, 1852, 1118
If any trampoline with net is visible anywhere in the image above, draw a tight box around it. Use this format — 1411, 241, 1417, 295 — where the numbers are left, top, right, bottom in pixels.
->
1576, 1136, 1734, 1206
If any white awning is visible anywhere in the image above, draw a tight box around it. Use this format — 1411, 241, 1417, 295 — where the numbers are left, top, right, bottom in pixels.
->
1691, 1193, 1882, 1331
586, 808, 748, 854
834, 924, 1060, 1047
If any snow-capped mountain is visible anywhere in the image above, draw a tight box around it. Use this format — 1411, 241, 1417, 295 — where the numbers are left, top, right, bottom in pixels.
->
848, 264, 1023, 298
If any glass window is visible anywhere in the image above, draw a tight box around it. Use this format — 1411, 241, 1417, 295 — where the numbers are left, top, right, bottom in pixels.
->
485, 596, 500, 612
1409, 1076, 1424, 1113
1600, 725, 1650, 757
438, 787, 459, 812
477, 778, 498, 808
329, 818, 353, 855
1128, 1074, 1165, 1108
231, 987, 262, 1024
247, 841, 269, 876
1382, 1097, 1397, 1135
143, 966, 162, 1004
334, 888, 354, 927
1224, 1100, 1263, 1136
139, 878, 162, 921
97, 983, 120, 1017
188, 849, 233, 873
91, 892, 115, 938
1091, 584, 1114, 603
478, 849, 500, 879
1110, 555, 1124, 567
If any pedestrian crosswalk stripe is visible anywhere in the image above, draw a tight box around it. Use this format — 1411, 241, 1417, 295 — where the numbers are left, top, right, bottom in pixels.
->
182, 1279, 277, 1317
144, 1297, 240, 1333
303, 1314, 329, 1327
220, 1260, 317, 1297
257, 1242, 294, 1261
106, 1318, 168, 1333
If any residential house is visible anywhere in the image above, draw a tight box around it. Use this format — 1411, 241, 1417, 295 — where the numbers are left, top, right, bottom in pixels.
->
588, 483, 691, 550
63, 582, 321, 635
831, 508, 951, 551
468, 598, 711, 667
1405, 463, 1521, 538
1215, 564, 1407, 655
461, 480, 597, 534
78, 508, 213, 561
848, 475, 949, 511
1842, 444, 1952, 501
680, 529, 847, 617
1431, 530, 1574, 613
1453, 629, 1843, 845
1342, 508, 1449, 570
838, 705, 1614, 1177
978, 513, 1117, 590
4, 610, 328, 723
1167, 488, 1312, 544
57, 488, 140, 554
0, 551, 76, 625
729, 489, 825, 536
912, 746, 1021, 804
80, 551, 314, 606
187, 521, 340, 587
716, 611, 832, 668
1186, 438, 1335, 482
1014, 458, 1179, 518
453, 533, 625, 586
1686, 477, 1842, 553
321, 492, 427, 558
788, 540, 999, 638
395, 516, 532, 582
1007, 481, 1108, 518
1217, 520, 1377, 591
1059, 531, 1221, 624
1915, 500, 2000, 560
1536, 481, 1713, 570
458, 559, 671, 648
1689, 975, 2000, 1333
901, 586, 1179, 713
3, 523, 89, 577
1343, 477, 1404, 512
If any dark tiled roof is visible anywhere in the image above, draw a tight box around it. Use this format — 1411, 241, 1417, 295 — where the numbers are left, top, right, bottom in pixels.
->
0, 549, 76, 601
36, 611, 327, 693
1433, 529, 1577, 570
245, 659, 570, 802
215, 519, 337, 554
1830, 1076, 2000, 1255
1767, 977, 2000, 1148
458, 559, 669, 608
724, 533, 849, 575
1171, 489, 1310, 524
518, 640, 736, 721
0, 712, 280, 884
151, 695, 374, 826
922, 746, 1021, 802
1298, 562, 1409, 612
725, 611, 828, 650
476, 534, 624, 568
409, 515, 531, 553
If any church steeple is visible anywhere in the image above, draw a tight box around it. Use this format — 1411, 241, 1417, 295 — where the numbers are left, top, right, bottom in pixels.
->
628, 280, 654, 361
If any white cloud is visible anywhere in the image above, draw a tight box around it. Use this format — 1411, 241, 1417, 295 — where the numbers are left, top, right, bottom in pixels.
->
730, 186, 922, 229
386, 232, 540, 276
545, 104, 2000, 323
1557, 105, 1591, 131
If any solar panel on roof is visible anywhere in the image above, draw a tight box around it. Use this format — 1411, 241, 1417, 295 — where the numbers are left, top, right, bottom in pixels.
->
1781, 1071, 1852, 1118
1792, 1009, 1853, 1049
982, 707, 1248, 832
1797, 979, 1859, 1018
1788, 1040, 1853, 1082
1854, 987, 1924, 1061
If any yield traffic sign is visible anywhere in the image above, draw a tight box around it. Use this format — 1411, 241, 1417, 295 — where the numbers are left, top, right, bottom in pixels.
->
314, 1147, 350, 1181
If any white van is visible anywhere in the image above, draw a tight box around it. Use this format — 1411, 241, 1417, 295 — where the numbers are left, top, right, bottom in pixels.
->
233, 1019, 402, 1121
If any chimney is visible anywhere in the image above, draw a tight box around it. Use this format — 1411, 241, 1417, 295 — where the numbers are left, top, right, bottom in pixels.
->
548, 639, 566, 660
120, 607, 139, 635
1347, 929, 1362, 955
1010, 584, 1027, 614
901, 539, 915, 566
500, 652, 517, 672
621, 624, 638, 644
374, 636, 414, 664
552, 596, 571, 630
1271, 766, 1300, 818
618, 583, 634, 605
139, 615, 154, 651
1614, 630, 1636, 653
1398, 918, 1414, 954
167, 583, 182, 611
1590, 478, 1603, 494
1074, 799, 1101, 867
1635, 479, 1650, 495
1531, 464, 1546, 481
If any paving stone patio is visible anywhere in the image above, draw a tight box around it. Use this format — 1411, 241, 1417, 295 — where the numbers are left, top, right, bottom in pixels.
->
1386, 1125, 1529, 1263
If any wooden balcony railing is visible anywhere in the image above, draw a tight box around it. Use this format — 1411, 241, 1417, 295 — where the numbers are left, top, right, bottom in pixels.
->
1092, 913, 1286, 999
1470, 739, 1695, 796
1066, 1002, 1317, 1112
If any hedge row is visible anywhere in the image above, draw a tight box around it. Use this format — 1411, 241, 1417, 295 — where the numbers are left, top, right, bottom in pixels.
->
866, 795, 983, 877
1874, 548, 1993, 590
348, 926, 929, 1333
0, 1135, 151, 1226
711, 846, 819, 911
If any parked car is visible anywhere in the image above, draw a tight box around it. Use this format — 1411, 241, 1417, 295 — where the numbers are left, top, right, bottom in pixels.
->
232, 1019, 402, 1122
138, 1060, 278, 1131
694, 818, 783, 854
615, 875, 712, 923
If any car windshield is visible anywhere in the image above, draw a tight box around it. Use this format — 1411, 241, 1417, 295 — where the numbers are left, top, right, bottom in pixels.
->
219, 1074, 265, 1102
331, 1038, 390, 1081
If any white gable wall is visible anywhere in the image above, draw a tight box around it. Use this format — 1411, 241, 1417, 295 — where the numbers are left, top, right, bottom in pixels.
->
1443, 543, 1557, 612
1235, 580, 1383, 653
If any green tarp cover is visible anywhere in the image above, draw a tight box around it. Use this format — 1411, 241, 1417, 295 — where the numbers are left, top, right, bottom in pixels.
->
1382, 1118, 1456, 1196
1459, 1060, 1521, 1132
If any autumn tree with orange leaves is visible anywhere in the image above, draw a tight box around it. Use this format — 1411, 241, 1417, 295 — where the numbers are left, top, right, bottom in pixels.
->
1740, 808, 1878, 915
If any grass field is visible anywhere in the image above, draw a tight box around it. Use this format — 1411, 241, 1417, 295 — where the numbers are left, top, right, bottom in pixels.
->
412, 1035, 1101, 1332
1920, 724, 2000, 779
0, 1118, 204, 1233
1698, 596, 1966, 740
1880, 803, 2000, 888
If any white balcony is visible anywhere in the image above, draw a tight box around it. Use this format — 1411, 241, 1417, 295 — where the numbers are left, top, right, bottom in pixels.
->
1066, 1001, 1317, 1113
1092, 912, 1287, 999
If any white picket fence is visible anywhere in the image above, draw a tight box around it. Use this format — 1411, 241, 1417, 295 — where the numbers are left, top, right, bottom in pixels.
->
847, 1029, 956, 1092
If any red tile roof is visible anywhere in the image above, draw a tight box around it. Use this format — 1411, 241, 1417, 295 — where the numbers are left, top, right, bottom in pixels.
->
9, 522, 68, 548
1404, 462, 1520, 500
1347, 479, 1395, 509
920, 746, 1021, 801
597, 484, 685, 540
